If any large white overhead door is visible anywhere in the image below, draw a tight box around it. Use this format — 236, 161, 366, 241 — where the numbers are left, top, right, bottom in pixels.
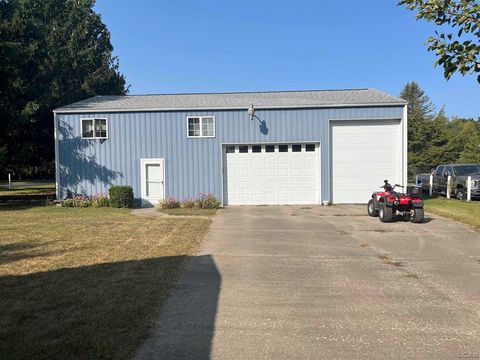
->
331, 120, 402, 204
223, 143, 320, 205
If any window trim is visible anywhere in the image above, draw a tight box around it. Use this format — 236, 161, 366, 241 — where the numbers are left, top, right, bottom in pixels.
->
186, 116, 216, 138
81, 118, 108, 140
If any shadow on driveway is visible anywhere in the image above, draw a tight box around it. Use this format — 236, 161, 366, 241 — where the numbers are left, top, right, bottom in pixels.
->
135, 255, 221, 360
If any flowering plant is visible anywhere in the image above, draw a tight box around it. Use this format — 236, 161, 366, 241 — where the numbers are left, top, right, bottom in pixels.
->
62, 193, 109, 208
195, 193, 221, 209
159, 196, 181, 209
182, 198, 196, 208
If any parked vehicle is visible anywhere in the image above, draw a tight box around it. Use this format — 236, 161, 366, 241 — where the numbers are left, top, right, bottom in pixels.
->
367, 180, 424, 223
417, 164, 480, 200
415, 172, 432, 193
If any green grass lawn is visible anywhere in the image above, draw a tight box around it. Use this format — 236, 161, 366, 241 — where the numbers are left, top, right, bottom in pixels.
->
0, 181, 55, 196
0, 205, 212, 360
158, 207, 218, 217
424, 196, 480, 228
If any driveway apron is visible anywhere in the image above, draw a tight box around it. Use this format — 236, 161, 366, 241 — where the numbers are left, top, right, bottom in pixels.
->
136, 205, 480, 359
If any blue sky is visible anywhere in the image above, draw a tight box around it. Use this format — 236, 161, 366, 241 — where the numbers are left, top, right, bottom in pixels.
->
95, 0, 480, 118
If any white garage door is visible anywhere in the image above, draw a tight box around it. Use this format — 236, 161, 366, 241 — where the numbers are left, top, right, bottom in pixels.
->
332, 120, 402, 204
223, 143, 320, 205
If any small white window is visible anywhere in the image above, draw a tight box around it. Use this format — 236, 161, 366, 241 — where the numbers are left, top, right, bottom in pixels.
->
81, 118, 108, 139
187, 116, 215, 138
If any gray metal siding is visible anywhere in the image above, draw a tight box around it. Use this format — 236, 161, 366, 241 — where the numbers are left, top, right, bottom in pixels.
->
57, 106, 404, 203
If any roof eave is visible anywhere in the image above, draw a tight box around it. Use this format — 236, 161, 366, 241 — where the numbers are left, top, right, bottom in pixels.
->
53, 101, 408, 114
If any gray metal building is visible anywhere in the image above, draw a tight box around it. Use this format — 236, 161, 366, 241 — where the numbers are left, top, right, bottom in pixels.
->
53, 89, 407, 206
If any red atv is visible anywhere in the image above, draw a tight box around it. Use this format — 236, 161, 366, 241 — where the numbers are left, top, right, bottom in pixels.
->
367, 180, 424, 223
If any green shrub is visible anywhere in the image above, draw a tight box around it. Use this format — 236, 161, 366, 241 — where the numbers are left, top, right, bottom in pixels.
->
91, 194, 109, 208
195, 193, 221, 209
159, 196, 181, 209
109, 186, 134, 208
61, 198, 76, 207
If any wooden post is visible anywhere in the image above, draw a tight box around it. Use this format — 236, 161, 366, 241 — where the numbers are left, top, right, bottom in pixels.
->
8, 173, 11, 190
429, 174, 433, 197
467, 176, 472, 202
447, 175, 451, 199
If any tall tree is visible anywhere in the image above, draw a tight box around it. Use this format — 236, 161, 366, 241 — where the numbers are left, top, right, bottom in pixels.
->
456, 121, 480, 163
400, 81, 436, 176
0, 146, 6, 172
0, 0, 127, 178
422, 109, 455, 166
398, 0, 480, 83
400, 81, 436, 120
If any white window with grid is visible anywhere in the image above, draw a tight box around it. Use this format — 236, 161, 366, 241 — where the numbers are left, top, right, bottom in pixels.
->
187, 116, 215, 138
81, 118, 108, 139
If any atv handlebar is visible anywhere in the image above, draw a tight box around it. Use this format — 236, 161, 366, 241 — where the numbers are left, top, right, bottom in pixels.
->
379, 183, 405, 190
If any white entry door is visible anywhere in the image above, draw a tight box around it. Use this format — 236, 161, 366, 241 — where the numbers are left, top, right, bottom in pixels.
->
331, 120, 402, 204
141, 158, 165, 206
223, 143, 320, 205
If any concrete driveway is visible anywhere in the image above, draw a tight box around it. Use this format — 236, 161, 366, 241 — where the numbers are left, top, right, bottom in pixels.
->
136, 205, 480, 359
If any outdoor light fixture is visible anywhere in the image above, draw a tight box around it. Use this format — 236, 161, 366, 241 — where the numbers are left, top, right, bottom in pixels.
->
248, 104, 256, 120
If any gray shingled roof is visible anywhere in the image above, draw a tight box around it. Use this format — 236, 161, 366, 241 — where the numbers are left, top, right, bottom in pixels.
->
54, 88, 406, 113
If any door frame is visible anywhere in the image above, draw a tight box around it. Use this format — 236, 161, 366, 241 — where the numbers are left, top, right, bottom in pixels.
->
140, 158, 165, 207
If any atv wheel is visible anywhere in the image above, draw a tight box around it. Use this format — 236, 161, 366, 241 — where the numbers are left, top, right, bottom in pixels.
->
456, 188, 466, 201
378, 203, 393, 223
367, 199, 378, 217
410, 208, 424, 223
